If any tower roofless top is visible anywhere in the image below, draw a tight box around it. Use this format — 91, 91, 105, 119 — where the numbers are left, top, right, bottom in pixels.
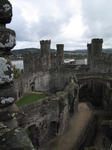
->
40, 40, 51, 44
92, 38, 103, 44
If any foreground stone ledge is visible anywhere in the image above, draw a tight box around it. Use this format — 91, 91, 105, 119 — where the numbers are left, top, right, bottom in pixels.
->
0, 125, 35, 150
0, 28, 16, 53
0, 0, 12, 24
0, 104, 19, 121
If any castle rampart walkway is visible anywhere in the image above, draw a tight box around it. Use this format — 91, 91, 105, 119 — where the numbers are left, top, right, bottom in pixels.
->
46, 102, 91, 150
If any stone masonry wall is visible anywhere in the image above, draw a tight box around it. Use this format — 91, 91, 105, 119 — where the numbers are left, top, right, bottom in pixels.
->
14, 68, 74, 99
17, 82, 78, 150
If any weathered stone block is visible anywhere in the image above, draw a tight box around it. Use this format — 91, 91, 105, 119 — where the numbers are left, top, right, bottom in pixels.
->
0, 0, 12, 24
0, 104, 19, 121
0, 126, 35, 150
0, 28, 16, 55
0, 82, 17, 107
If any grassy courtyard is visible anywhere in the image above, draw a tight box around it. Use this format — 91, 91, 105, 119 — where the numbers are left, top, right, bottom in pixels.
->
16, 93, 46, 107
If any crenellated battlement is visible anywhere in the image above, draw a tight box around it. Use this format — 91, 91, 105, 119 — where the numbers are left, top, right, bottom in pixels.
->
40, 39, 51, 44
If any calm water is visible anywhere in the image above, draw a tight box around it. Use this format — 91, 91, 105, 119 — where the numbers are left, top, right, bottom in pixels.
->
11, 60, 23, 70
64, 59, 87, 65
11, 59, 87, 70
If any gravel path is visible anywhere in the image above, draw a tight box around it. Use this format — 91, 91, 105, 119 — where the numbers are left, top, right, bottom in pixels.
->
47, 102, 91, 150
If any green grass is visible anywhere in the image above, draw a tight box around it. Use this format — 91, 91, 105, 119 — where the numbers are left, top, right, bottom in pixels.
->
16, 93, 46, 107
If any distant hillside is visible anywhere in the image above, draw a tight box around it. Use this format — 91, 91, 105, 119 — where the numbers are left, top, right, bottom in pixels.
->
12, 48, 40, 55
11, 48, 112, 56
11, 48, 56, 56
103, 48, 112, 54
65, 48, 112, 54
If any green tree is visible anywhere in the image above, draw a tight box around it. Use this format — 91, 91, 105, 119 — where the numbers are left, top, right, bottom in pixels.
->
13, 64, 21, 79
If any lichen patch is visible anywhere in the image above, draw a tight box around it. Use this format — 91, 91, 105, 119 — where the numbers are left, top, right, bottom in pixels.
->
3, 4, 11, 12
0, 57, 13, 84
1, 97, 14, 104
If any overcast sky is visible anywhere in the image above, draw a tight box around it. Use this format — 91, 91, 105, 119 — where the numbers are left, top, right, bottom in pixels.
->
7, 0, 112, 50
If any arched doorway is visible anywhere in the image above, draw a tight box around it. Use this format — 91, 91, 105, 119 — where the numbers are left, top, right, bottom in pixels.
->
30, 82, 35, 92
31, 85, 34, 92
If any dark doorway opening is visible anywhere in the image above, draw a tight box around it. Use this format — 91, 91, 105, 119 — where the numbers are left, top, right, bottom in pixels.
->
31, 86, 34, 92
49, 121, 59, 139
79, 81, 103, 106
26, 125, 40, 149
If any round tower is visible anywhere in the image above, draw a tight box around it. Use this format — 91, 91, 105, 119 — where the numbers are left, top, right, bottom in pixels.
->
40, 40, 51, 70
87, 43, 92, 65
56, 44, 64, 65
91, 38, 103, 56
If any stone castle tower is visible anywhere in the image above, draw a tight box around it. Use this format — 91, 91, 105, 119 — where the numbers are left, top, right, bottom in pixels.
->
87, 43, 92, 65
87, 38, 103, 71
92, 38, 103, 56
40, 40, 51, 70
23, 40, 64, 73
56, 44, 64, 65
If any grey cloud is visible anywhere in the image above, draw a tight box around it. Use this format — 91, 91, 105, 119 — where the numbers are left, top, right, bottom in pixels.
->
7, 6, 31, 42
8, 0, 73, 45
81, 0, 112, 40
9, 0, 112, 49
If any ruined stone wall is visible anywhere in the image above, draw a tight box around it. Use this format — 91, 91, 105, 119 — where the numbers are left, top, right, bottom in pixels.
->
17, 83, 78, 150
14, 71, 51, 99
24, 54, 42, 73
14, 66, 76, 99
91, 53, 112, 73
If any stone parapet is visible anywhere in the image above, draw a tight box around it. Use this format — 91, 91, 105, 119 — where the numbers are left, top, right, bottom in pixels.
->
0, 0, 35, 149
